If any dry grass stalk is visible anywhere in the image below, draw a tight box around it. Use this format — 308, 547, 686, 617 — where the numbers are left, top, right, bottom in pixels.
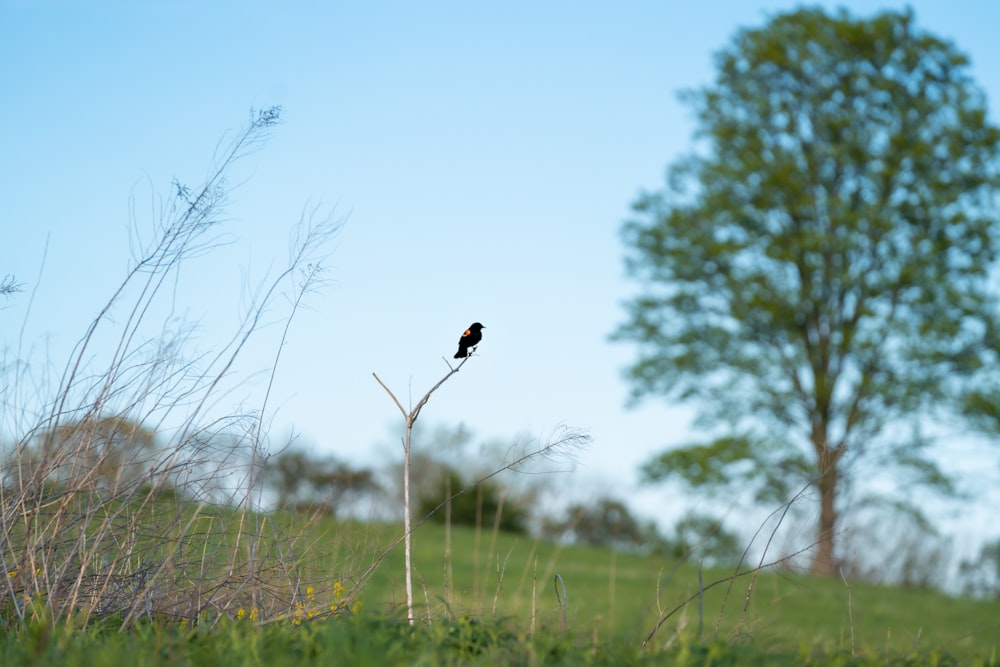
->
1, 108, 344, 630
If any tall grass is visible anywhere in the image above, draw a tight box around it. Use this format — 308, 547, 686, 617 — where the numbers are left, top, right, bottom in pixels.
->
0, 107, 344, 629
341, 518, 999, 662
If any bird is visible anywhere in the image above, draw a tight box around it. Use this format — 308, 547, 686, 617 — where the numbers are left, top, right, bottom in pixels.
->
454, 322, 485, 359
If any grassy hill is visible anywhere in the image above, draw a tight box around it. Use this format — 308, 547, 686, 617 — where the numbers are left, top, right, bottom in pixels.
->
3, 504, 997, 666
297, 518, 1000, 662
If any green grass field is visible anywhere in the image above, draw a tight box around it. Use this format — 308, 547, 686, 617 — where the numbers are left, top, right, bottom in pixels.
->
3, 513, 998, 666
354, 520, 1000, 657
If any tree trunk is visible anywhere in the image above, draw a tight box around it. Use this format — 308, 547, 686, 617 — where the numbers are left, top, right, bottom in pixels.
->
811, 461, 839, 576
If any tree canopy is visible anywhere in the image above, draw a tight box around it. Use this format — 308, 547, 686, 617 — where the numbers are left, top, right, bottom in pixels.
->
15, 415, 159, 492
544, 496, 647, 550
264, 447, 378, 516
615, 7, 1000, 576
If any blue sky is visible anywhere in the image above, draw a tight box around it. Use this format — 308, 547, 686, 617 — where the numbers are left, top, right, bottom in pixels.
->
3, 1, 999, 554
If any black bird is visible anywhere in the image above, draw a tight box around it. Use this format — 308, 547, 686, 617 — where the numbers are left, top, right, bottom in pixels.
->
454, 322, 485, 359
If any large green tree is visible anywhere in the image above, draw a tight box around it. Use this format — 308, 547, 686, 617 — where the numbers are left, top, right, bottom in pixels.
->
614, 8, 1000, 576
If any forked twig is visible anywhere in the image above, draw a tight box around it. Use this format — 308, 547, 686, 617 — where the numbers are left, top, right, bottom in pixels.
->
339, 426, 590, 620
372, 354, 473, 624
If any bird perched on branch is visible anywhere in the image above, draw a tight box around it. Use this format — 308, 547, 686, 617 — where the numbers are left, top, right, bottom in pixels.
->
454, 322, 485, 359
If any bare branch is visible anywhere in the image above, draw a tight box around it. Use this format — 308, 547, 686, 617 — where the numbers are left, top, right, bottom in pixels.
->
1, 274, 22, 297
372, 373, 407, 421
639, 477, 818, 648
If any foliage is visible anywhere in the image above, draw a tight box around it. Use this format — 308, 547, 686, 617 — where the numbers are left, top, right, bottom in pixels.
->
838, 509, 953, 589
960, 538, 1000, 599
387, 425, 564, 536
640, 435, 811, 505
263, 445, 379, 516
415, 465, 529, 534
614, 6, 1000, 576
386, 424, 475, 505
649, 512, 743, 567
543, 495, 647, 550
13, 415, 159, 491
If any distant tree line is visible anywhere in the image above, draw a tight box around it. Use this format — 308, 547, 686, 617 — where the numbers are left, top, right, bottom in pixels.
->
12, 415, 995, 590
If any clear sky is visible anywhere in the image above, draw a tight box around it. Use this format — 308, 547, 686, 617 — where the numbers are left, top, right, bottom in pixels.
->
3, 1, 999, 556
